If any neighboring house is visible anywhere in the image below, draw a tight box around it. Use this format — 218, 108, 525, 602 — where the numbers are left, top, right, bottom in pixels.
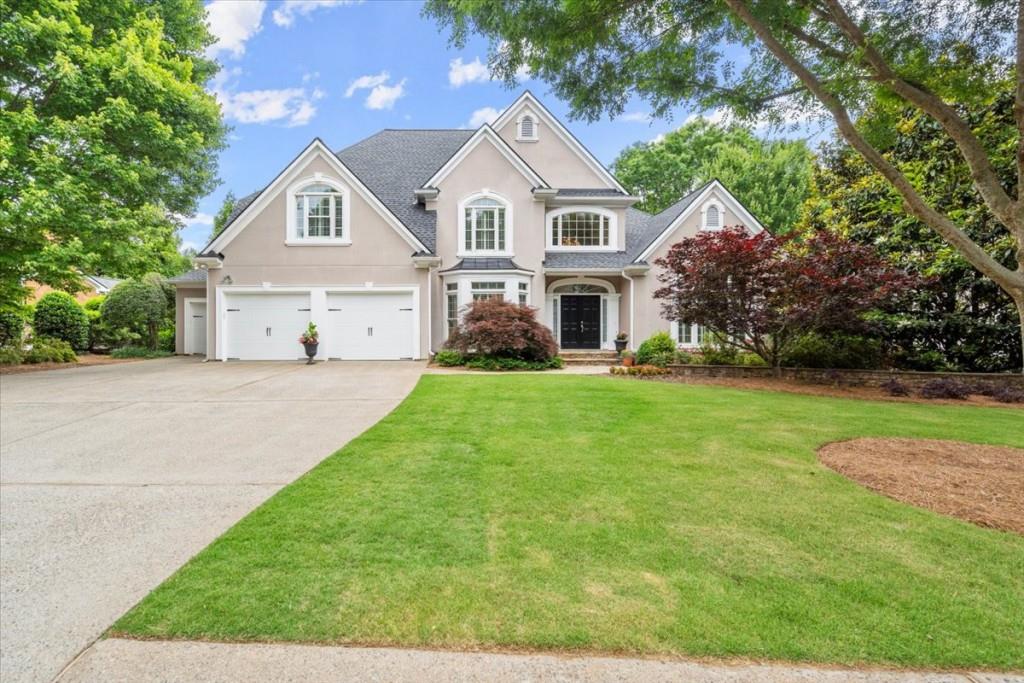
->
28, 275, 122, 304
169, 92, 764, 361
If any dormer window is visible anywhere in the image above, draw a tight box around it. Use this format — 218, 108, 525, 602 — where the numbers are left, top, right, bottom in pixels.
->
702, 202, 722, 230
459, 192, 512, 255
517, 113, 538, 141
547, 207, 617, 250
287, 177, 351, 245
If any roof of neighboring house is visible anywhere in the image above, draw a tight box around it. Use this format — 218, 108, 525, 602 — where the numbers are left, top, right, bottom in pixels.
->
82, 275, 122, 291
440, 257, 532, 273
167, 269, 208, 284
336, 130, 474, 254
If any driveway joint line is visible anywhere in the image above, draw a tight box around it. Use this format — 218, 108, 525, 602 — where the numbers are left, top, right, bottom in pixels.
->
0, 401, 133, 447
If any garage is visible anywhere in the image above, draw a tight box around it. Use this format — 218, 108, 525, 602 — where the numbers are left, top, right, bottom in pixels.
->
325, 291, 415, 360
224, 292, 310, 360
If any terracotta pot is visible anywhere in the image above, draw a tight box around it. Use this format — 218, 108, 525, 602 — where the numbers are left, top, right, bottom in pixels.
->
622, 356, 634, 367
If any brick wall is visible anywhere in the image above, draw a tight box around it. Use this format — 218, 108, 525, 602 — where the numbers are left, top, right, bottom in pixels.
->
666, 364, 1024, 389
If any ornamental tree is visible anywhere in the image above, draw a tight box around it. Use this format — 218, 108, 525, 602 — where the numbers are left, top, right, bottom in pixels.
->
654, 227, 916, 368
445, 297, 558, 361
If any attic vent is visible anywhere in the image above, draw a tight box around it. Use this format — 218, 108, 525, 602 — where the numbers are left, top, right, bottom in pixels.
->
518, 115, 537, 141
705, 205, 720, 229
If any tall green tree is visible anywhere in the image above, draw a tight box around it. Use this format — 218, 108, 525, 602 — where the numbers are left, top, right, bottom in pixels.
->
0, 0, 226, 307
803, 89, 1021, 372
613, 118, 812, 232
424, 0, 1023, 370
210, 190, 236, 240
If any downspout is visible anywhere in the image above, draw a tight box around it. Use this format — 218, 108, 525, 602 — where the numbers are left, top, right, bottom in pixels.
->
427, 264, 434, 357
621, 270, 635, 350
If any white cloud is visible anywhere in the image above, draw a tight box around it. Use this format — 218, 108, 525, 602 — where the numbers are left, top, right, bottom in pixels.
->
650, 132, 666, 145
216, 87, 322, 127
467, 106, 503, 128
619, 111, 651, 123
365, 79, 407, 110
205, 0, 266, 59
684, 108, 728, 125
186, 212, 214, 227
180, 240, 199, 253
272, 0, 357, 28
448, 57, 489, 87
514, 63, 531, 81
302, 71, 320, 83
345, 71, 390, 98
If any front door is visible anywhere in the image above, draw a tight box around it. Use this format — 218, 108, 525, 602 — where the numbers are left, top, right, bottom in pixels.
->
560, 295, 601, 349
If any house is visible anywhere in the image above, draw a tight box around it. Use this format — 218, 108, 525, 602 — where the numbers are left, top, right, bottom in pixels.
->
28, 275, 122, 304
169, 92, 764, 361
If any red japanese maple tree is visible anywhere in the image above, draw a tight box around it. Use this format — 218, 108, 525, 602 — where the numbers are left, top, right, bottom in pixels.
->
654, 227, 915, 369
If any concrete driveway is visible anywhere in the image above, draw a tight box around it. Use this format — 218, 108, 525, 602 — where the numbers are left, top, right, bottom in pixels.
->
0, 357, 424, 683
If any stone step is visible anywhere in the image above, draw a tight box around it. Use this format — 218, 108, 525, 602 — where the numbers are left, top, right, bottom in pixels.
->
561, 356, 618, 366
559, 350, 619, 359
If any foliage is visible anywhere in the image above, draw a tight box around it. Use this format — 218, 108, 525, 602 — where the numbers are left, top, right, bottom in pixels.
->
158, 327, 175, 353
880, 378, 911, 397
143, 273, 175, 325
299, 322, 319, 344
110, 346, 172, 359
610, 364, 670, 376
801, 92, 1021, 372
32, 292, 89, 350
113, 375, 1024, 669
464, 355, 564, 371
211, 191, 237, 240
445, 298, 558, 362
24, 336, 76, 363
0, 0, 226, 308
655, 227, 916, 368
781, 332, 885, 370
673, 349, 694, 365
918, 379, 973, 400
0, 346, 23, 365
989, 386, 1024, 404
613, 118, 812, 232
0, 310, 24, 347
101, 279, 167, 350
635, 332, 676, 365
433, 349, 465, 367
83, 295, 105, 312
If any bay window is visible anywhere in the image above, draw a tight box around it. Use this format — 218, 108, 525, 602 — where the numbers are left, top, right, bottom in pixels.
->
471, 281, 505, 301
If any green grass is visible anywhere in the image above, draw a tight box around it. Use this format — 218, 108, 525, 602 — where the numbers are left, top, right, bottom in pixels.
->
114, 376, 1024, 669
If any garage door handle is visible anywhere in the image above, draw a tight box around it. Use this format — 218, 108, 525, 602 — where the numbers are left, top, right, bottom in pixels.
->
298, 308, 310, 311
266, 327, 271, 337
328, 308, 341, 312
399, 308, 412, 311
367, 327, 373, 336
227, 308, 239, 312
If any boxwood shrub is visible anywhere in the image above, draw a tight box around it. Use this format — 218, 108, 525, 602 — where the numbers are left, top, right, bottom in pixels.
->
33, 292, 89, 351
0, 310, 25, 348
635, 332, 676, 365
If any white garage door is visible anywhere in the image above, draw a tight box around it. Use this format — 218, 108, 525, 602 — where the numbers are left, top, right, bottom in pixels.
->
326, 291, 414, 360
225, 292, 310, 360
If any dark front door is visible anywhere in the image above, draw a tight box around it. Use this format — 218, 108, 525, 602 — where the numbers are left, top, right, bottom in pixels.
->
560, 295, 601, 349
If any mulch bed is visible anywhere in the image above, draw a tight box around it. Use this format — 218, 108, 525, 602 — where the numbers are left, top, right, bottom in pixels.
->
819, 438, 1024, 534
0, 354, 141, 375
647, 374, 1023, 408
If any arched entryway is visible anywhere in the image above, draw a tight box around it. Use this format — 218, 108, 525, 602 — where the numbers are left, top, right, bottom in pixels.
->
545, 278, 620, 350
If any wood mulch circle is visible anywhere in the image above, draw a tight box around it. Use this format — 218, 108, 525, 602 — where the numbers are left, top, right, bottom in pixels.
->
819, 438, 1024, 535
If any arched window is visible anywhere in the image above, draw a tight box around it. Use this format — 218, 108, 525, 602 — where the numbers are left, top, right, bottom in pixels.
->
291, 181, 346, 241
548, 208, 615, 248
704, 204, 721, 230
517, 114, 537, 141
462, 195, 508, 253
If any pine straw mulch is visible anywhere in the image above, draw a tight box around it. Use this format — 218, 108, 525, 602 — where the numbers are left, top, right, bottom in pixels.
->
819, 438, 1024, 535
0, 353, 140, 375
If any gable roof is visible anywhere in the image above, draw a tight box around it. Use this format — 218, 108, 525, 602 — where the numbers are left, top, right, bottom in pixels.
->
492, 92, 628, 193
419, 124, 548, 190
167, 269, 208, 284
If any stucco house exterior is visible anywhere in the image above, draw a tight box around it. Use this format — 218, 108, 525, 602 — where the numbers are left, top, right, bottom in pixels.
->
169, 92, 764, 361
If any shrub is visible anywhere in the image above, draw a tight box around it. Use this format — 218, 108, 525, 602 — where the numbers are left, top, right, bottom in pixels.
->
646, 350, 676, 368
102, 279, 167, 349
635, 332, 676, 365
0, 346, 23, 365
24, 336, 77, 363
158, 326, 175, 352
434, 349, 465, 366
33, 292, 89, 351
0, 310, 25, 347
781, 332, 884, 370
674, 350, 693, 364
698, 338, 741, 365
738, 352, 768, 366
989, 386, 1024, 404
110, 346, 173, 359
918, 378, 972, 400
445, 298, 557, 361
83, 295, 105, 312
465, 355, 563, 371
880, 378, 910, 396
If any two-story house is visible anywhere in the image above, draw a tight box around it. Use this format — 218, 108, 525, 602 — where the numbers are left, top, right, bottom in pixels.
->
169, 92, 764, 361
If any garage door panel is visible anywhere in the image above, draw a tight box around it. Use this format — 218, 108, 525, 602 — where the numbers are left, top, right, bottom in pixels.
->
225, 293, 310, 360
326, 292, 414, 360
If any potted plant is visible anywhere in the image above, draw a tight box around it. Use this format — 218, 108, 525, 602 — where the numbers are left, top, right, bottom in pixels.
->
614, 331, 628, 353
621, 350, 635, 367
298, 322, 319, 364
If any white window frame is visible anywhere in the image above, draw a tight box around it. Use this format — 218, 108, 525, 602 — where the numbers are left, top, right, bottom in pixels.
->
518, 281, 529, 306
671, 321, 705, 348
546, 206, 618, 251
457, 190, 513, 257
445, 282, 459, 338
516, 112, 539, 141
701, 200, 724, 231
285, 174, 352, 246
440, 273, 533, 330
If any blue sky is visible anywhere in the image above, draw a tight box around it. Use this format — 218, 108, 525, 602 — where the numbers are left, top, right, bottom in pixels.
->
180, 0, 702, 250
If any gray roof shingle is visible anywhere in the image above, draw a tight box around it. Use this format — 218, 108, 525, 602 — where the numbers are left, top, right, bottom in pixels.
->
167, 269, 208, 284
555, 188, 627, 197
440, 258, 532, 273
335, 130, 473, 253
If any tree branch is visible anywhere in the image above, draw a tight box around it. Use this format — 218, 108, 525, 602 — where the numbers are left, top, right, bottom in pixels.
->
819, 0, 1019, 235
723, 0, 1024, 297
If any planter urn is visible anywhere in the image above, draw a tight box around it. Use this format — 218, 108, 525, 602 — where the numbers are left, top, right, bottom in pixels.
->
303, 341, 319, 364
614, 339, 628, 353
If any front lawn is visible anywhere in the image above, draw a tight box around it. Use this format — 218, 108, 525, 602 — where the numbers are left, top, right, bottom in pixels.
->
114, 376, 1024, 669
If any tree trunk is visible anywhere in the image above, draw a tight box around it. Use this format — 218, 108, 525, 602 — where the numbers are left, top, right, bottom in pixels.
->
1016, 293, 1024, 374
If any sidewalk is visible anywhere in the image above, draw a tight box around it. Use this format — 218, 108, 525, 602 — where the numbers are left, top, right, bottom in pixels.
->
57, 639, 1021, 683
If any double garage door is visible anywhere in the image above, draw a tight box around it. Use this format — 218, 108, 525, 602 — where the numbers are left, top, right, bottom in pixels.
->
224, 290, 414, 360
